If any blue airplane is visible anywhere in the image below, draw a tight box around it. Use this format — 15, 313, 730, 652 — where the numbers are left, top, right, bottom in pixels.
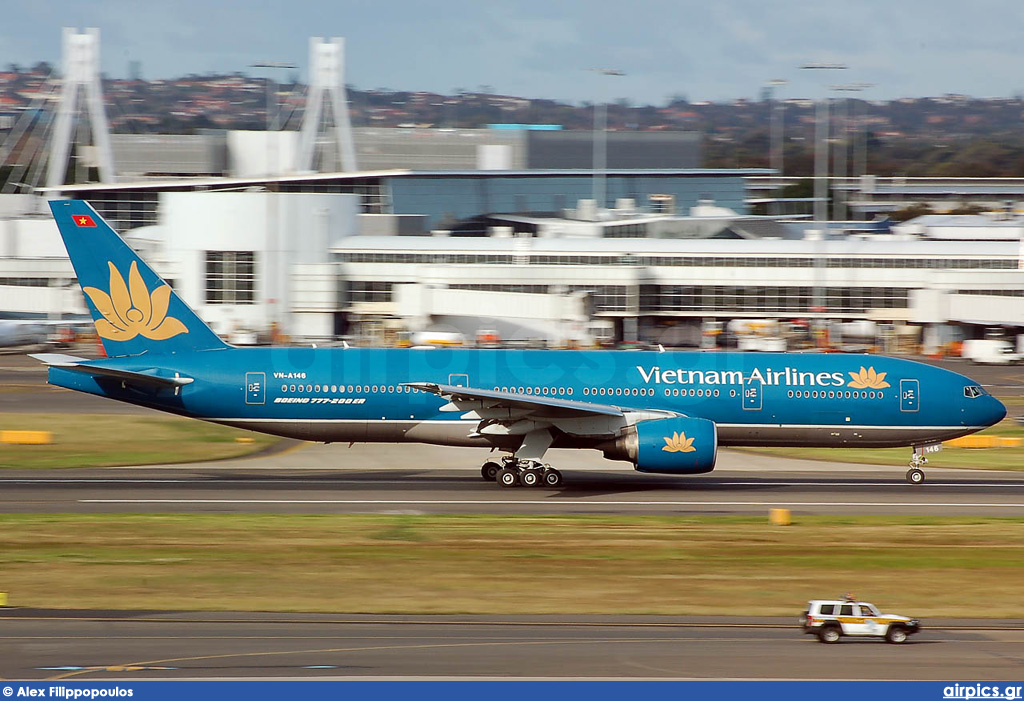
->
33, 200, 1006, 486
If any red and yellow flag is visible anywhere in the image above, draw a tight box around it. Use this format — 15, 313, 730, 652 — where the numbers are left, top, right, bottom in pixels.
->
73, 214, 96, 227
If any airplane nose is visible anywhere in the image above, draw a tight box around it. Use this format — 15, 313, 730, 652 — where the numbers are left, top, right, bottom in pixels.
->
983, 396, 1007, 427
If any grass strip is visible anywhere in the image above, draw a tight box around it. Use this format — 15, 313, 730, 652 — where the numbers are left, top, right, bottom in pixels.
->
0, 413, 279, 468
737, 419, 1024, 471
1, 514, 1021, 616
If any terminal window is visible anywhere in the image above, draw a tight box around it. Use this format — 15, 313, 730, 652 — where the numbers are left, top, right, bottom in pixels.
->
205, 251, 256, 304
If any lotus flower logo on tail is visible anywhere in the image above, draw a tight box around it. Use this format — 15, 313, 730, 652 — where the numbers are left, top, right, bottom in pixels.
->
848, 366, 890, 389
662, 431, 696, 453
83, 261, 188, 341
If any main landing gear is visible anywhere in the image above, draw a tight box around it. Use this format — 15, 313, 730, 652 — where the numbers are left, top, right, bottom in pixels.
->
481, 457, 563, 488
906, 448, 927, 485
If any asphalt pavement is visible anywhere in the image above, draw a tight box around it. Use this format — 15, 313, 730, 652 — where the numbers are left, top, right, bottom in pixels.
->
3, 610, 1024, 681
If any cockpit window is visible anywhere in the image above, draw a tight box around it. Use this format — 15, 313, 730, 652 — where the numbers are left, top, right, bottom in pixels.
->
964, 386, 987, 398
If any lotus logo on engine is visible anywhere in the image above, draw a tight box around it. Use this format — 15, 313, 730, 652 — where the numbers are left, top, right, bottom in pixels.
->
662, 431, 696, 453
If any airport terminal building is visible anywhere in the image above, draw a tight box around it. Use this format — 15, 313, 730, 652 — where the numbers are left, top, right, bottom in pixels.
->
4, 171, 1024, 351
3, 126, 1024, 349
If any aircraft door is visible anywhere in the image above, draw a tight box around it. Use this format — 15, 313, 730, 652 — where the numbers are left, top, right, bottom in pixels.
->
743, 377, 763, 411
245, 372, 266, 405
900, 379, 920, 413
448, 374, 469, 387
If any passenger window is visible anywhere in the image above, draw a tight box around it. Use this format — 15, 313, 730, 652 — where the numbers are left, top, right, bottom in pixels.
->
819, 604, 836, 615
839, 604, 854, 616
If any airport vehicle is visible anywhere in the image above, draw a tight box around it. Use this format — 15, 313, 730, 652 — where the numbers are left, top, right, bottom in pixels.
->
961, 339, 1022, 365
0, 319, 87, 349
33, 201, 1006, 486
0, 319, 48, 348
801, 598, 921, 644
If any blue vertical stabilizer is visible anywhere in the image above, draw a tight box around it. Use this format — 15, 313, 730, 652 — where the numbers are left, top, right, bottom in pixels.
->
49, 199, 229, 357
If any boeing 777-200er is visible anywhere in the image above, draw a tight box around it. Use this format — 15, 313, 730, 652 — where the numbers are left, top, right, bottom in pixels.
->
33, 200, 1006, 486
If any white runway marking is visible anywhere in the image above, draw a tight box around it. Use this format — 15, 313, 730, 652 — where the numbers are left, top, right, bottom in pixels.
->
78, 498, 1024, 508
2, 478, 1021, 488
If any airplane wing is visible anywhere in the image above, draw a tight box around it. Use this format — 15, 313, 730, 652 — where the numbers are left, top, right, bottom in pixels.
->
404, 382, 624, 419
404, 382, 678, 442
30, 353, 194, 390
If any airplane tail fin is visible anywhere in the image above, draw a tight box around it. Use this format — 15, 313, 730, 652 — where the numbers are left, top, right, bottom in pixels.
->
49, 199, 229, 357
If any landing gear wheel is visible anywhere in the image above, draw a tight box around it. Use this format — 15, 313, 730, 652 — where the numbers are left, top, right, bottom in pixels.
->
885, 627, 908, 644
906, 468, 925, 485
496, 467, 519, 488
817, 626, 841, 644
542, 468, 563, 488
520, 469, 542, 488
481, 461, 501, 482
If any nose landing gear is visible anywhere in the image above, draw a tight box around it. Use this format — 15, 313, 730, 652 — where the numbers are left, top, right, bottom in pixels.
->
906, 447, 928, 485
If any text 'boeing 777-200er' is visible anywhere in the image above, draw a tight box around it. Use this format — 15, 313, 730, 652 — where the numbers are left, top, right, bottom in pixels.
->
33, 200, 1006, 486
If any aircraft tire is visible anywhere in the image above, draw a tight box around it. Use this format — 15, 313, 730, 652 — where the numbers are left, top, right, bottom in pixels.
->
481, 461, 501, 481
906, 468, 925, 485
542, 468, 563, 488
497, 467, 520, 488
520, 469, 541, 487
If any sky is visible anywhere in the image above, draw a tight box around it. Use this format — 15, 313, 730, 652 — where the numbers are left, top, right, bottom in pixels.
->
3, 0, 1024, 105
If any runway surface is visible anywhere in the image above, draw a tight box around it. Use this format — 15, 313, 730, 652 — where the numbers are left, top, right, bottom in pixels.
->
2, 437, 1024, 515
3, 610, 1024, 681
0, 438, 1022, 515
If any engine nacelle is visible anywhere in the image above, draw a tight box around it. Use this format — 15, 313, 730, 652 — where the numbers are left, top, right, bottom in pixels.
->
600, 416, 717, 474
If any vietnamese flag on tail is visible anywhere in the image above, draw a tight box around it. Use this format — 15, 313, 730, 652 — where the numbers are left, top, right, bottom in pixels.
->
73, 214, 96, 227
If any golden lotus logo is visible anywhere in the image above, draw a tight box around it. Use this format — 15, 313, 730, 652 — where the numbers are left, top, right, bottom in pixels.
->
83, 261, 188, 341
847, 366, 890, 389
662, 431, 696, 453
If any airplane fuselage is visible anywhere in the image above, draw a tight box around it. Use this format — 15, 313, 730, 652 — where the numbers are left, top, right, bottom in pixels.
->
48, 347, 1005, 453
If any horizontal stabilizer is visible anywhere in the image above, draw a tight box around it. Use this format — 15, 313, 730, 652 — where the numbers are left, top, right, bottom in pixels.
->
30, 353, 194, 389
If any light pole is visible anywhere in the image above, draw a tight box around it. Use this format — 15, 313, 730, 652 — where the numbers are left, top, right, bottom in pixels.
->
765, 79, 787, 214
250, 62, 297, 132
589, 68, 624, 215
801, 64, 847, 224
829, 83, 873, 221
249, 61, 296, 334
801, 63, 847, 339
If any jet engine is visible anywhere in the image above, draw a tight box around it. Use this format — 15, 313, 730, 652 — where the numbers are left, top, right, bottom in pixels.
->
600, 416, 717, 474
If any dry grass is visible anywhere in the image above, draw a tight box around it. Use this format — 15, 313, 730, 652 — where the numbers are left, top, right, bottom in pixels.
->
1, 514, 1022, 616
0, 413, 278, 468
